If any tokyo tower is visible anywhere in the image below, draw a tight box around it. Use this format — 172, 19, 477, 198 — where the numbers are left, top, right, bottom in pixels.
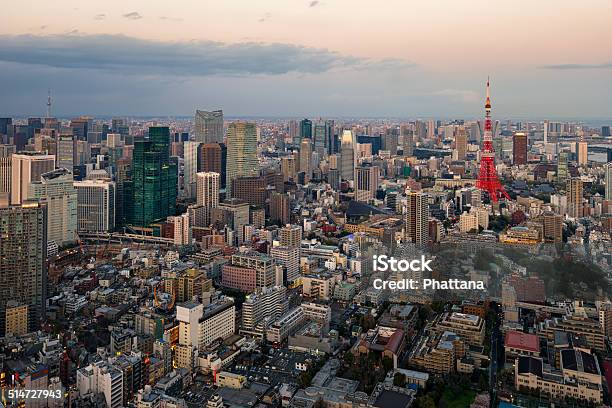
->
476, 78, 510, 203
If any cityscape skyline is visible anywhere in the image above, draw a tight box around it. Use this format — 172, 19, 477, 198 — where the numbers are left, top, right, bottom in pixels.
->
2, 1, 612, 118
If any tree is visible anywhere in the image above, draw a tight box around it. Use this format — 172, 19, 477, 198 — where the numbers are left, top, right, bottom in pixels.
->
393, 372, 406, 387
382, 356, 394, 372
343, 351, 354, 366
416, 396, 436, 408
361, 314, 376, 331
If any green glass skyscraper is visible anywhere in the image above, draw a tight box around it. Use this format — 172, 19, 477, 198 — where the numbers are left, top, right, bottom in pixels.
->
129, 126, 178, 227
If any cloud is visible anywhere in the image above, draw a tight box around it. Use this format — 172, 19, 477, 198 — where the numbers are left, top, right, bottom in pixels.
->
159, 16, 183, 22
430, 89, 480, 103
309, 1, 320, 7
0, 34, 413, 77
40, 25, 47, 30
94, 14, 106, 21
541, 63, 612, 70
122, 12, 142, 20
259, 13, 271, 23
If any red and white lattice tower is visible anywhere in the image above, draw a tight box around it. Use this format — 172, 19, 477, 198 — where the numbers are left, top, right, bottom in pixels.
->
476, 78, 510, 203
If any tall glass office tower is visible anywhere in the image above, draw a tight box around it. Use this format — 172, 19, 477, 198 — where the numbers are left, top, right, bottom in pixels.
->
129, 126, 178, 227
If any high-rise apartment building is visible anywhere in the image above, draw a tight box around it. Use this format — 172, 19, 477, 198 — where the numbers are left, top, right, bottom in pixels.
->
405, 192, 429, 246
241, 286, 288, 333
10, 152, 55, 205
270, 246, 300, 283
196, 172, 220, 226
576, 141, 588, 166
299, 138, 312, 179
194, 110, 224, 144
355, 164, 379, 202
542, 213, 563, 243
455, 128, 468, 161
74, 178, 116, 233
0, 201, 47, 336
605, 163, 612, 200
0, 144, 16, 196
270, 193, 290, 225
512, 132, 528, 165
28, 168, 77, 248
279, 224, 302, 248
226, 122, 258, 196
567, 178, 583, 219
129, 126, 177, 227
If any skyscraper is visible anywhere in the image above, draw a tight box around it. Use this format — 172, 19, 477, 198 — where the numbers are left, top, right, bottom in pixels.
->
355, 164, 379, 202
405, 192, 429, 246
0, 201, 47, 336
557, 151, 569, 182
512, 132, 528, 165
28, 168, 77, 248
196, 172, 220, 226
56, 134, 76, 171
129, 126, 177, 227
70, 117, 90, 141
226, 122, 258, 196
299, 119, 312, 140
194, 110, 224, 144
340, 130, 356, 181
567, 178, 583, 219
0, 144, 16, 197
313, 121, 328, 156
183, 141, 201, 198
10, 152, 55, 205
299, 138, 312, 179
194, 110, 223, 143
198, 143, 226, 190
576, 141, 588, 166
455, 128, 468, 161
74, 178, 116, 233
605, 163, 612, 200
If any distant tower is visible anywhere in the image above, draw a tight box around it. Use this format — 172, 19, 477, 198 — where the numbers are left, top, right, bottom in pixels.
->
476, 79, 510, 203
46, 89, 52, 118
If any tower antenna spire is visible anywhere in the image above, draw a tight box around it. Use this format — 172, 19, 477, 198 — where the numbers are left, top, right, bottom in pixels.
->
476, 77, 510, 203
46, 89, 52, 118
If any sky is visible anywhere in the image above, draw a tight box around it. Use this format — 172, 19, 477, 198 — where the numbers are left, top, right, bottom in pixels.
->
1, 0, 611, 119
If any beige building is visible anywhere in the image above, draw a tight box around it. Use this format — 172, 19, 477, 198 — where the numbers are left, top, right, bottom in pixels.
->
515, 352, 602, 405
428, 312, 485, 346
5, 302, 28, 336
11, 152, 55, 205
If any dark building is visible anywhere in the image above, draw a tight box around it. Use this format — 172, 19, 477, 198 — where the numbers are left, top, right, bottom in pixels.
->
128, 126, 178, 228
269, 192, 290, 225
357, 135, 382, 155
231, 176, 266, 207
70, 117, 90, 141
513, 132, 528, 165
199, 142, 227, 188
0, 201, 47, 336
299, 119, 312, 140
602, 126, 611, 137
0, 118, 12, 136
